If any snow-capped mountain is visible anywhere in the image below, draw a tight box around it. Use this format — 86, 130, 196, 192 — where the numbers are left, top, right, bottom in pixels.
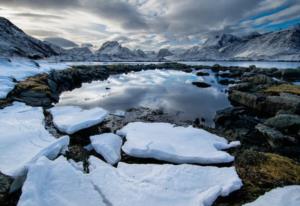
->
95, 41, 148, 60
55, 47, 94, 61
157, 49, 173, 58
179, 25, 300, 61
0, 17, 57, 59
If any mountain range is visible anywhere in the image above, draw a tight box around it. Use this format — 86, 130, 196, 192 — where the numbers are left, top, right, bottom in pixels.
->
0, 16, 299, 61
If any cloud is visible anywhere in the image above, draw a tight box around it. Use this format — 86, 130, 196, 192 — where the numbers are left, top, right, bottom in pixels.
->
14, 12, 63, 19
1, 0, 300, 50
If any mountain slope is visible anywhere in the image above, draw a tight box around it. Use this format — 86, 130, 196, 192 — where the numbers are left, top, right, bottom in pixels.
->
0, 17, 57, 59
180, 26, 300, 61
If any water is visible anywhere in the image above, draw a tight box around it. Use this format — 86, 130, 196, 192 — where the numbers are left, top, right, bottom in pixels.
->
57, 69, 231, 126
43, 60, 300, 69
179, 61, 300, 69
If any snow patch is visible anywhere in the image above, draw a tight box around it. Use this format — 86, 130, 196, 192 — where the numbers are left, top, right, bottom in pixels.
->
0, 102, 69, 177
88, 156, 243, 206
90, 133, 123, 165
117, 122, 240, 164
48, 106, 108, 134
243, 186, 300, 206
18, 157, 106, 206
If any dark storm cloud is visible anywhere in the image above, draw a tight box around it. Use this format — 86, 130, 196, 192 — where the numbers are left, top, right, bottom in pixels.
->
0, 0, 79, 9
0, 0, 147, 30
14, 13, 63, 20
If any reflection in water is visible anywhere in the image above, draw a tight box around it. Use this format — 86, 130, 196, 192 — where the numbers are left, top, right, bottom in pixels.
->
57, 69, 231, 126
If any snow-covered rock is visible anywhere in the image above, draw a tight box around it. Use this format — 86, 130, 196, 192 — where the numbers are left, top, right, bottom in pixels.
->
0, 76, 15, 98
180, 25, 300, 61
243, 186, 300, 206
90, 133, 123, 165
88, 156, 243, 206
117, 122, 240, 164
0, 102, 69, 177
18, 157, 106, 206
48, 106, 108, 134
0, 17, 57, 58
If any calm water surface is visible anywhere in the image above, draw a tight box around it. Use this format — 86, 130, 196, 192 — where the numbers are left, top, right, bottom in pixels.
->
57, 69, 231, 126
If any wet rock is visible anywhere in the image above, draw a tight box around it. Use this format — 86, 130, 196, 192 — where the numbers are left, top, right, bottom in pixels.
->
264, 93, 300, 115
229, 90, 265, 111
65, 145, 89, 172
265, 114, 300, 131
244, 74, 275, 85
196, 71, 209, 76
192, 81, 211, 88
255, 124, 296, 148
218, 79, 236, 85
280, 68, 300, 81
0, 172, 13, 204
265, 84, 300, 95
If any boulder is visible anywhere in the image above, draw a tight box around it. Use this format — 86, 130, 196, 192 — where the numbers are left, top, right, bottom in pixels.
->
196, 71, 209, 76
0, 173, 12, 204
255, 123, 296, 148
264, 93, 300, 115
265, 114, 300, 130
192, 81, 211, 88
229, 90, 264, 111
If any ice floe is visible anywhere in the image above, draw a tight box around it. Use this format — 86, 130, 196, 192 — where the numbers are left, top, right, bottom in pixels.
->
117, 122, 240, 164
18, 157, 106, 206
243, 186, 300, 206
90, 133, 123, 165
88, 156, 243, 206
48, 106, 108, 134
0, 102, 69, 177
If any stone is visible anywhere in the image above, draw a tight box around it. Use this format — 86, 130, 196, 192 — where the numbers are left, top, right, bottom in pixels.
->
265, 114, 300, 130
192, 81, 211, 88
255, 124, 296, 148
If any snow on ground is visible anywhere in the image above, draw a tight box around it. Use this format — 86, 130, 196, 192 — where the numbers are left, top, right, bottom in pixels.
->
117, 122, 240, 164
18, 157, 106, 206
0, 58, 69, 99
48, 106, 108, 134
0, 102, 69, 177
88, 156, 243, 206
243, 186, 300, 206
90, 133, 123, 165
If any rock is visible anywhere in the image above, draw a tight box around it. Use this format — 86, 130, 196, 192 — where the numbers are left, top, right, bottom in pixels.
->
265, 84, 300, 95
265, 114, 300, 131
264, 93, 300, 115
196, 71, 210, 76
229, 90, 264, 111
244, 74, 275, 85
255, 124, 296, 148
0, 173, 13, 204
218, 79, 236, 85
192, 81, 211, 88
230, 150, 300, 205
280, 68, 300, 81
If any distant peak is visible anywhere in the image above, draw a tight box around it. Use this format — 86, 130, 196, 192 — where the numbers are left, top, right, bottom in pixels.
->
101, 41, 121, 48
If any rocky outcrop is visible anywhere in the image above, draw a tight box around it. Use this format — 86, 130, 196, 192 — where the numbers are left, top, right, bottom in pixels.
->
0, 17, 57, 59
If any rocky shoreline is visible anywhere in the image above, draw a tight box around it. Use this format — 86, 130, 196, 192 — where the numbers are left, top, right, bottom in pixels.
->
1, 63, 300, 206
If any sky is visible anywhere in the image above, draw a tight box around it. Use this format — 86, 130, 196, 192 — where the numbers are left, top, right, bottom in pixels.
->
0, 0, 300, 50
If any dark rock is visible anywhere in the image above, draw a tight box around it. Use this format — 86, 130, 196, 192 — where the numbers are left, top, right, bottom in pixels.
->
280, 68, 300, 81
264, 93, 300, 115
255, 123, 296, 148
218, 79, 236, 85
196, 71, 209, 76
265, 114, 300, 131
192, 81, 211, 88
229, 90, 265, 111
0, 172, 13, 204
